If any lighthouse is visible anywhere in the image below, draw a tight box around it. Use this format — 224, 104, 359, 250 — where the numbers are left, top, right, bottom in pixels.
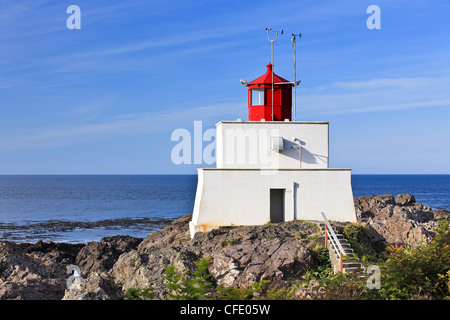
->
189, 63, 357, 238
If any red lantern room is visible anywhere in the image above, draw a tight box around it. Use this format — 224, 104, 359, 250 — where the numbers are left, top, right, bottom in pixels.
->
244, 63, 293, 121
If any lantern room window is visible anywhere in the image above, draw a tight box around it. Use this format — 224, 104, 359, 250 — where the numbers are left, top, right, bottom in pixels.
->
251, 89, 264, 106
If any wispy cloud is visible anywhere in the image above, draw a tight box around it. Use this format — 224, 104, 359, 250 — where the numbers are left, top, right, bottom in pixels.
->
65, 27, 243, 59
0, 0, 151, 41
300, 76, 450, 116
0, 102, 243, 150
3, 75, 448, 151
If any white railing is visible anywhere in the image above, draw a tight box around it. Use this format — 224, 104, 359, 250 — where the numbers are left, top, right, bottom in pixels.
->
321, 212, 347, 272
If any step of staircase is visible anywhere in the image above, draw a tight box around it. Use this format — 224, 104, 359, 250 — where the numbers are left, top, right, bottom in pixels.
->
343, 267, 364, 274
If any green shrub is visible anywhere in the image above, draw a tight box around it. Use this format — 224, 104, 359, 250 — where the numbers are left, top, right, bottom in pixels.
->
214, 284, 255, 300
301, 247, 333, 286
164, 257, 214, 300
377, 221, 450, 300
313, 272, 368, 300
163, 257, 298, 300
216, 281, 269, 300
124, 287, 156, 300
315, 248, 334, 278
343, 223, 377, 261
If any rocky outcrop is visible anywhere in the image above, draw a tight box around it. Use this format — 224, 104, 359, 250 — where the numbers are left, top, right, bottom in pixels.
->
354, 194, 438, 247
111, 215, 317, 299
76, 236, 143, 274
0, 241, 83, 300
62, 235, 143, 300
1, 195, 447, 300
395, 194, 416, 206
433, 209, 450, 222
60, 215, 318, 300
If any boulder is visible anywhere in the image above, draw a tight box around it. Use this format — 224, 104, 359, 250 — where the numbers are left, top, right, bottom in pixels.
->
433, 209, 450, 222
354, 194, 437, 247
204, 225, 314, 289
75, 235, 142, 274
0, 241, 83, 300
395, 194, 416, 206
62, 271, 114, 300
138, 214, 192, 251
354, 194, 395, 220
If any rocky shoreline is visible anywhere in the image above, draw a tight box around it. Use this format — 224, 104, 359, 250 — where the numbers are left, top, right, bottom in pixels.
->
0, 194, 448, 300
0, 216, 175, 243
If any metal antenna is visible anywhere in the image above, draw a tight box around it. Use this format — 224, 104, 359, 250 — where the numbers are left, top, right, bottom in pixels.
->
291, 33, 301, 121
266, 28, 283, 121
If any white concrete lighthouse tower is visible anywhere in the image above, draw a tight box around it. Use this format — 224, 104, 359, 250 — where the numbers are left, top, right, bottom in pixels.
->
189, 63, 357, 239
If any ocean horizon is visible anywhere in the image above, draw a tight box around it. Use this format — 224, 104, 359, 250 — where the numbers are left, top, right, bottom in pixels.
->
0, 174, 448, 243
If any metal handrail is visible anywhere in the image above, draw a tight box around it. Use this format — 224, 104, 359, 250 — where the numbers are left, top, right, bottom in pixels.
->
321, 212, 347, 272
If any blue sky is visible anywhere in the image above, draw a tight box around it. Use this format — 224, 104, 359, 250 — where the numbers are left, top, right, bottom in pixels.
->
0, 0, 449, 174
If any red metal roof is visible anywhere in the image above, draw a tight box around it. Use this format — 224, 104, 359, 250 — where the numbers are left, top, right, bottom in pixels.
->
248, 63, 291, 85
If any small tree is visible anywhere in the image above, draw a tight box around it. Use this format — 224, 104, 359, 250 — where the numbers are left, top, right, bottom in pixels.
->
164, 257, 213, 300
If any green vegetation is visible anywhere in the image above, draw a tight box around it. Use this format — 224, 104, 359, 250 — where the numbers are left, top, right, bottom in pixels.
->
124, 287, 156, 300
164, 258, 214, 300
124, 258, 214, 300
309, 220, 450, 300
376, 221, 450, 300
309, 272, 369, 300
125, 257, 298, 300
343, 223, 377, 261
314, 247, 334, 279
300, 247, 333, 285
163, 257, 298, 300
215, 281, 296, 300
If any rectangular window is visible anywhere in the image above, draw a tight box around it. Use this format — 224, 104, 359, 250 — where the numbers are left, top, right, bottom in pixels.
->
251, 89, 264, 106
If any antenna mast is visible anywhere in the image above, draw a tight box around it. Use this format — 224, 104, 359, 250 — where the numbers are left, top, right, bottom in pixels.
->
291, 33, 301, 121
266, 28, 283, 121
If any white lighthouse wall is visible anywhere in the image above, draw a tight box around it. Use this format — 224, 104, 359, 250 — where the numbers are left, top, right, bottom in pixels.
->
216, 121, 329, 170
190, 168, 357, 237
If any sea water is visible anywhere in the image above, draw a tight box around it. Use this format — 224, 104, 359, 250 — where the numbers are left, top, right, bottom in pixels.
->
0, 174, 448, 243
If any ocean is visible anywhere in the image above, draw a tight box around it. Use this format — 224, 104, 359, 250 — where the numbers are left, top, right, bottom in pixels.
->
0, 174, 448, 243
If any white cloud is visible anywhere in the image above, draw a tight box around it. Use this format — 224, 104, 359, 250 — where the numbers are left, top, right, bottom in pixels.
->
299, 76, 450, 116
0, 102, 243, 150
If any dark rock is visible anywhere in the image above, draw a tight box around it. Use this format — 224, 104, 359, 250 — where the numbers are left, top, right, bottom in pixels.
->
395, 194, 416, 206
433, 209, 450, 222
63, 271, 118, 300
138, 214, 191, 251
76, 235, 142, 274
0, 235, 142, 300
0, 241, 82, 300
353, 194, 395, 220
